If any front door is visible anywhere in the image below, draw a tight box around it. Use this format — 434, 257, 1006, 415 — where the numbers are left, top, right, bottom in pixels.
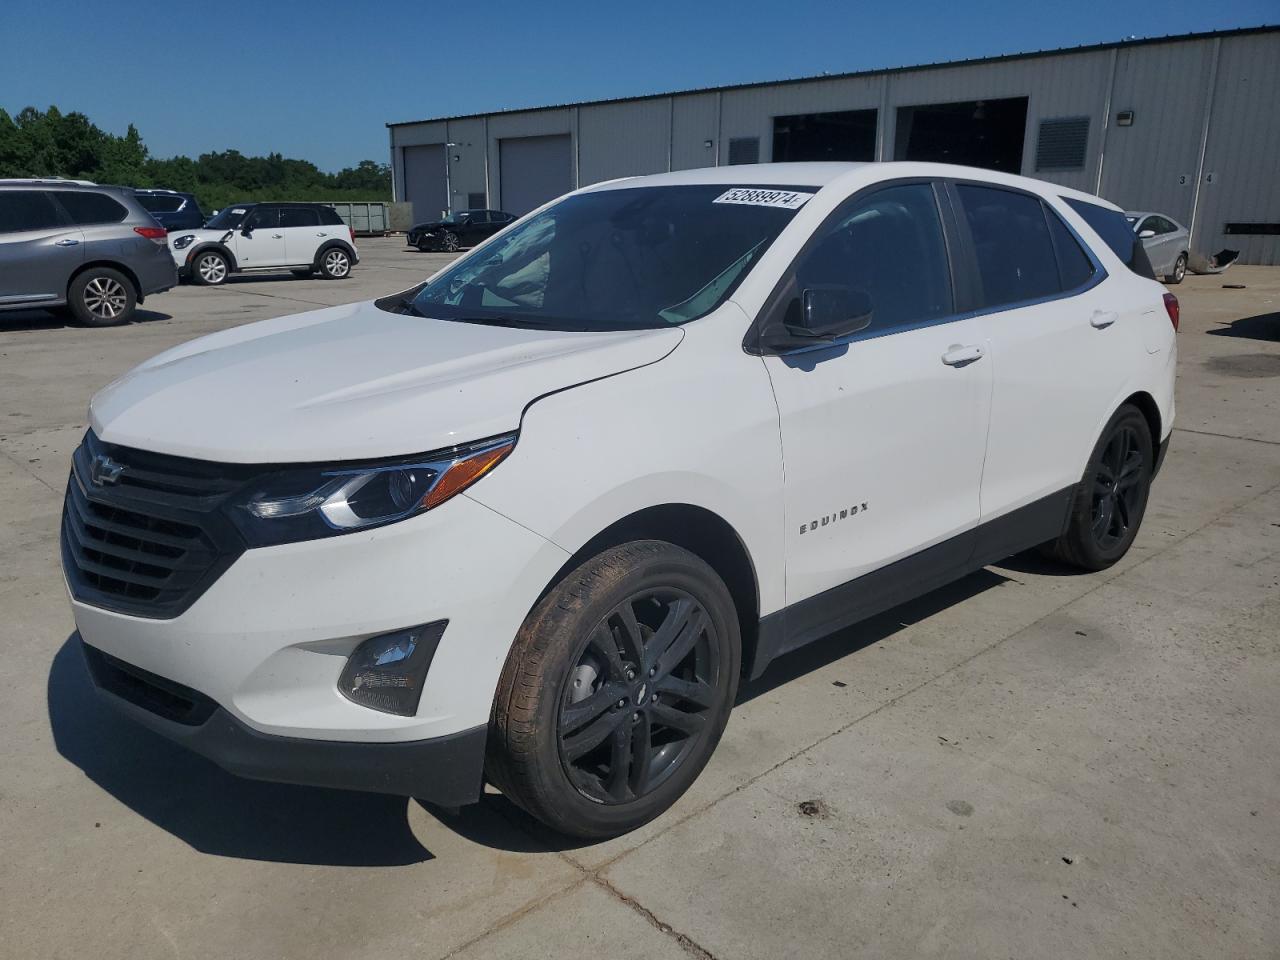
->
231, 206, 287, 267
0, 191, 84, 305
761, 182, 992, 614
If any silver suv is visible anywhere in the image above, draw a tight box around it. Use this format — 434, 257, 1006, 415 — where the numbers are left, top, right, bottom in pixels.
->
0, 180, 178, 326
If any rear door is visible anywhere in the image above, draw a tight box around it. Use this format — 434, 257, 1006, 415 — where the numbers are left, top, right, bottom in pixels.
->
762, 181, 992, 613
951, 183, 1139, 531
0, 190, 83, 306
279, 206, 323, 265
230, 206, 286, 267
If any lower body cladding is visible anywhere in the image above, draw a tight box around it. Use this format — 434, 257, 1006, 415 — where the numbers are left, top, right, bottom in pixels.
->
69, 494, 571, 806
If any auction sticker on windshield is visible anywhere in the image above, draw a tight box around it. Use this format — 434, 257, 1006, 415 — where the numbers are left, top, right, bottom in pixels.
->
712, 188, 813, 209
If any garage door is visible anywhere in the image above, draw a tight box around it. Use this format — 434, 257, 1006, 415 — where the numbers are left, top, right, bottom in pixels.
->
402, 144, 446, 223
499, 134, 573, 215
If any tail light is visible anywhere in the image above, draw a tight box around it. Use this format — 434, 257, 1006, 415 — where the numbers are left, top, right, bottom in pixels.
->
1163, 292, 1180, 331
134, 226, 168, 245
349, 226, 355, 244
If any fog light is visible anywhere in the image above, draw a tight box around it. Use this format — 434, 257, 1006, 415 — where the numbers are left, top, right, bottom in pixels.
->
338, 621, 447, 716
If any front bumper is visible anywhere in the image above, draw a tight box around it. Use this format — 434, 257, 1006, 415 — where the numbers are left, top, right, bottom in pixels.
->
67, 491, 570, 743
82, 640, 488, 805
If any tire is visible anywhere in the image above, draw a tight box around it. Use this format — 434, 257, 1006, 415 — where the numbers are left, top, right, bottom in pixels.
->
440, 231, 460, 253
318, 246, 352, 279
291, 268, 313, 279
191, 250, 229, 286
68, 268, 136, 327
1041, 404, 1153, 571
487, 541, 741, 839
1167, 253, 1187, 285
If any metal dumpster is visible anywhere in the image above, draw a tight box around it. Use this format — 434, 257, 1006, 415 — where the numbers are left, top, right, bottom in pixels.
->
323, 202, 390, 236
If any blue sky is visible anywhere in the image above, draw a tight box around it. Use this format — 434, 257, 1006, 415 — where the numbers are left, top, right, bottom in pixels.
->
1, 1, 1274, 171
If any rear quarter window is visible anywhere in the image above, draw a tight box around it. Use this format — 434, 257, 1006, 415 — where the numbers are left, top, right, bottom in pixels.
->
57, 191, 129, 226
1063, 197, 1156, 279
319, 207, 344, 225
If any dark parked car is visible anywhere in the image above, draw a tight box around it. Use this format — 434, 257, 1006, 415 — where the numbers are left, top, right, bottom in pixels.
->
407, 209, 516, 252
0, 179, 177, 326
134, 189, 206, 231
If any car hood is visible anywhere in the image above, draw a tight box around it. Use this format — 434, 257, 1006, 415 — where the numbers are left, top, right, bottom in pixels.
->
90, 300, 683, 463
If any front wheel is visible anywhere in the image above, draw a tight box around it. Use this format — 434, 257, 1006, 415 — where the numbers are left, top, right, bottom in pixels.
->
318, 247, 352, 279
1041, 404, 1153, 570
191, 250, 229, 286
1167, 253, 1187, 285
487, 541, 740, 839
440, 231, 460, 252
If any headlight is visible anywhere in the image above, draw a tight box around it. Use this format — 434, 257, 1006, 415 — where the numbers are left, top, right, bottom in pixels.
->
229, 434, 515, 547
173, 234, 196, 250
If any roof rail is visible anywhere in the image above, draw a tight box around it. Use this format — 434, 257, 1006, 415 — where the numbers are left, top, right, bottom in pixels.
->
0, 177, 98, 186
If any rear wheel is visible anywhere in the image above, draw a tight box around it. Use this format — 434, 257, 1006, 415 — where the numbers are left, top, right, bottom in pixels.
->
1167, 253, 1187, 284
487, 541, 740, 839
68, 268, 135, 326
318, 247, 351, 279
1041, 405, 1153, 570
191, 250, 229, 286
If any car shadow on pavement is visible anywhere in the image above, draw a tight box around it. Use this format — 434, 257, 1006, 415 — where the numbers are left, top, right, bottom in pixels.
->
1206, 311, 1280, 343
47, 635, 435, 867
0, 308, 172, 332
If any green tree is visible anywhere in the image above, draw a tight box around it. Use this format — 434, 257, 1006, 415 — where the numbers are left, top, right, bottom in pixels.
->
0, 105, 391, 211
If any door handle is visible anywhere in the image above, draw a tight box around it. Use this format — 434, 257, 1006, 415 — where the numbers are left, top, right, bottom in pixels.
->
941, 344, 984, 367
316, 232, 328, 237
55, 238, 80, 247
272, 233, 284, 239
1090, 310, 1118, 329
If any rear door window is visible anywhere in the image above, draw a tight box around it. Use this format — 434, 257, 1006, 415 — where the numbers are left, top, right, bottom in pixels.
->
1063, 197, 1156, 279
280, 207, 320, 228
956, 184, 1061, 308
57, 191, 128, 225
0, 191, 64, 232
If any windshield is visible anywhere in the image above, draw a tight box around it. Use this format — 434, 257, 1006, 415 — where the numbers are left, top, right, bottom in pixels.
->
204, 206, 252, 229
397, 185, 810, 331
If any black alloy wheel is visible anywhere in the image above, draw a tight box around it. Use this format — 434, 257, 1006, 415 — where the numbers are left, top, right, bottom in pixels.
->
1090, 423, 1145, 551
1040, 404, 1153, 570
558, 589, 720, 805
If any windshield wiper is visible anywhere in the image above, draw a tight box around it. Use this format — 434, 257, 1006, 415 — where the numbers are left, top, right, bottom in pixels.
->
448, 314, 553, 329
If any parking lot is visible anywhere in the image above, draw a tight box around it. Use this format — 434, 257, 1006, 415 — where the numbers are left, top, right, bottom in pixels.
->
0, 236, 1276, 959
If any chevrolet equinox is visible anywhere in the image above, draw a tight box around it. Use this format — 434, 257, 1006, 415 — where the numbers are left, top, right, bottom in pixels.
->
63, 162, 1176, 838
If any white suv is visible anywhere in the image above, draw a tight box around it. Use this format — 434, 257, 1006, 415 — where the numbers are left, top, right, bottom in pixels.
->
64, 163, 1176, 838
169, 202, 358, 284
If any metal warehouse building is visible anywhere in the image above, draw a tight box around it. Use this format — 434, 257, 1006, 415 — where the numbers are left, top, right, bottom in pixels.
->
388, 26, 1280, 264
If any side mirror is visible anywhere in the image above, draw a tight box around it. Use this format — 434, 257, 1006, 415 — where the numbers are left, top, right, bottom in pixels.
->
789, 285, 873, 340
241, 226, 254, 237
1138, 229, 1156, 239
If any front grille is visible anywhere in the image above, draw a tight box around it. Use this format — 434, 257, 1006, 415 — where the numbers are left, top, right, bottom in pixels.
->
61, 432, 250, 618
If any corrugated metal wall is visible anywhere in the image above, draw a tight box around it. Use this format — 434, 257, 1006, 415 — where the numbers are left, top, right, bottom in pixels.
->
1196, 33, 1280, 264
390, 30, 1279, 262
